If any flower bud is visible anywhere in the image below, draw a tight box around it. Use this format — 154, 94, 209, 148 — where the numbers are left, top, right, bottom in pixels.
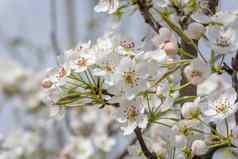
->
159, 27, 172, 42
164, 42, 178, 55
41, 78, 53, 88
181, 100, 201, 119
187, 22, 205, 40
191, 140, 208, 156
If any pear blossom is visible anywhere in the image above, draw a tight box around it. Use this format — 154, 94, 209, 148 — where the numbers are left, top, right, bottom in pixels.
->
206, 25, 238, 54
42, 64, 71, 88
184, 58, 210, 85
35, 6, 238, 159
113, 97, 148, 135
66, 45, 96, 73
112, 57, 151, 99
212, 147, 238, 159
204, 88, 238, 122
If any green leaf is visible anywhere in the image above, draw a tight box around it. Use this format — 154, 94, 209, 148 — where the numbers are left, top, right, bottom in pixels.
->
151, 65, 181, 87
174, 96, 196, 105
55, 93, 82, 105
209, 49, 216, 65
113, 4, 128, 18
186, 0, 198, 11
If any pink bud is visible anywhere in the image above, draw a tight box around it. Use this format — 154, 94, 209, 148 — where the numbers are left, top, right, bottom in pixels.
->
58, 67, 66, 78
41, 78, 53, 88
164, 42, 177, 55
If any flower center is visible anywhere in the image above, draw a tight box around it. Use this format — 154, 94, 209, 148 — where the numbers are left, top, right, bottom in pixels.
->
76, 57, 88, 66
123, 71, 138, 86
127, 105, 138, 120
214, 99, 230, 114
191, 70, 202, 78
216, 32, 231, 48
105, 63, 114, 73
180, 126, 190, 136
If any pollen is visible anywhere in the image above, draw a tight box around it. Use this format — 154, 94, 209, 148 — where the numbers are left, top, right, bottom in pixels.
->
76, 57, 88, 66
122, 70, 138, 86
216, 33, 231, 48
105, 63, 114, 73
127, 105, 138, 120
214, 99, 230, 113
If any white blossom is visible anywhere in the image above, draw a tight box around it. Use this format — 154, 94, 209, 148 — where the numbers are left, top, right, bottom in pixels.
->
113, 97, 148, 135
204, 88, 238, 122
191, 140, 208, 156
184, 58, 210, 85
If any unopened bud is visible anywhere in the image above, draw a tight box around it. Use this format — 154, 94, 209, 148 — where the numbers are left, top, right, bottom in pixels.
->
187, 22, 205, 40
41, 78, 53, 88
164, 42, 178, 55
191, 140, 208, 156
181, 100, 201, 119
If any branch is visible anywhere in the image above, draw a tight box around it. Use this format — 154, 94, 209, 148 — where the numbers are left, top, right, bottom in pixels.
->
136, 0, 161, 33
116, 137, 137, 159
134, 127, 157, 159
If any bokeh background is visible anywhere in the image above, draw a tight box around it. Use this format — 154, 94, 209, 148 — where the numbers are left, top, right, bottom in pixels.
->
0, 0, 237, 159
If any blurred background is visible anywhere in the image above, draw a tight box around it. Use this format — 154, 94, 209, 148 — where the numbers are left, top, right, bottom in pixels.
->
0, 0, 237, 159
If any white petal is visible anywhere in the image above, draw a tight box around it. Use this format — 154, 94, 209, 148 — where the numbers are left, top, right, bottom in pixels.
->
121, 121, 137, 135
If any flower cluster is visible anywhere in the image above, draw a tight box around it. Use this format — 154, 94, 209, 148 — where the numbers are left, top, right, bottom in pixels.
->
40, 0, 238, 159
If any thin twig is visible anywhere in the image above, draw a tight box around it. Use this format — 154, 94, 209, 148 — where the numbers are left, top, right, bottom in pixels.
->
136, 0, 161, 33
116, 137, 137, 159
134, 127, 157, 159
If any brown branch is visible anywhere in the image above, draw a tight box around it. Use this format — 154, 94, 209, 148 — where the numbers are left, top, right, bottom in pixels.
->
116, 137, 137, 159
134, 127, 157, 159
136, 0, 161, 33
